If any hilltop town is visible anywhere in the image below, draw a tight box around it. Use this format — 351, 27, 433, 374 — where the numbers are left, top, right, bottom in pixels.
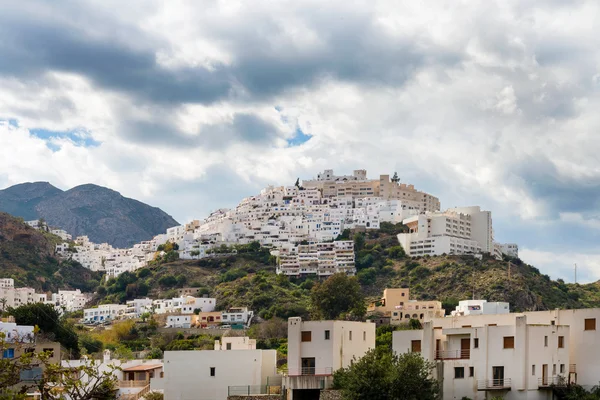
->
2, 169, 598, 400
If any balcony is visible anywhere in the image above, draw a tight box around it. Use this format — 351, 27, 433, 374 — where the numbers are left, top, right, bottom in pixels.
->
283, 367, 333, 376
435, 349, 470, 360
477, 379, 512, 391
538, 376, 567, 388
119, 379, 149, 388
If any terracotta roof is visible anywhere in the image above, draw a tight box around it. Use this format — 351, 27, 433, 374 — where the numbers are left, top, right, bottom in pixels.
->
122, 364, 162, 372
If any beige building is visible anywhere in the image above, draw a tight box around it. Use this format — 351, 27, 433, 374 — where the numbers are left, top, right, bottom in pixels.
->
276, 240, 355, 276
284, 317, 376, 398
367, 288, 445, 324
392, 308, 600, 400
214, 336, 256, 350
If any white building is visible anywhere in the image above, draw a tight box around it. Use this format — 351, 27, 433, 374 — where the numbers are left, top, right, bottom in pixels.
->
275, 240, 355, 276
161, 349, 277, 400
51, 229, 72, 241
0, 281, 48, 310
498, 243, 519, 258
125, 298, 154, 318
451, 300, 510, 317
397, 206, 494, 257
52, 289, 90, 312
214, 337, 257, 350
153, 296, 216, 315
221, 307, 254, 327
284, 317, 376, 396
166, 315, 192, 328
392, 308, 600, 399
0, 321, 35, 343
63, 351, 164, 399
83, 304, 128, 323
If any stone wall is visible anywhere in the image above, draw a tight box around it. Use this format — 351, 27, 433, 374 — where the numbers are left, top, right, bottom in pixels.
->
320, 390, 343, 400
228, 396, 281, 400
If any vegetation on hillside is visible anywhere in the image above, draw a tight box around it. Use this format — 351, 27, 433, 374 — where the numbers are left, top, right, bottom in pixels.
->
0, 212, 102, 292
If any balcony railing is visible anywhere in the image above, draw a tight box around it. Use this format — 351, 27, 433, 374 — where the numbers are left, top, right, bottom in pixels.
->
119, 379, 149, 388
435, 349, 470, 360
282, 367, 333, 376
477, 379, 512, 390
539, 376, 567, 388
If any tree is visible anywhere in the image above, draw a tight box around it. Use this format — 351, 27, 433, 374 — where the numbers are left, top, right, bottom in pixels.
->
8, 303, 80, 357
1, 332, 118, 399
310, 273, 366, 320
333, 348, 439, 400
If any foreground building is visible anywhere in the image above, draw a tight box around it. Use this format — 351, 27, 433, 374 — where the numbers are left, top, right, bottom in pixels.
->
393, 307, 600, 400
284, 317, 376, 399
161, 348, 277, 400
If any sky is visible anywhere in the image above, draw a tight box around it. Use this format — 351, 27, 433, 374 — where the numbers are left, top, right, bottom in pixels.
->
1, 0, 600, 282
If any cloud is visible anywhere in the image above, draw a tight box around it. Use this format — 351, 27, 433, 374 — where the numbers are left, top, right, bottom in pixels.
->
2, 0, 600, 281
520, 247, 600, 283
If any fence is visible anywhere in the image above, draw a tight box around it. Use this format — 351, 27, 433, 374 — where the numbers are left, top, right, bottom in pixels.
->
227, 385, 282, 396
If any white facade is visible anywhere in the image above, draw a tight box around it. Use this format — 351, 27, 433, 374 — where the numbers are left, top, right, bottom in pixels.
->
52, 289, 90, 312
0, 284, 48, 310
285, 317, 376, 391
221, 307, 254, 327
166, 315, 191, 328
0, 321, 35, 343
275, 240, 355, 276
451, 300, 510, 317
51, 229, 72, 241
83, 304, 128, 323
162, 349, 277, 400
393, 308, 600, 399
499, 242, 519, 258
214, 337, 257, 350
397, 206, 497, 257
153, 296, 216, 315
125, 298, 154, 318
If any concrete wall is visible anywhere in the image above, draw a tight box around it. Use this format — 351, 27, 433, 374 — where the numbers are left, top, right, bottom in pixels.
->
163, 349, 277, 400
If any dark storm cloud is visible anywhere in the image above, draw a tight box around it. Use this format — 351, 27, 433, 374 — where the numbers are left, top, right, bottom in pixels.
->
119, 113, 282, 149
514, 155, 600, 214
0, 2, 462, 107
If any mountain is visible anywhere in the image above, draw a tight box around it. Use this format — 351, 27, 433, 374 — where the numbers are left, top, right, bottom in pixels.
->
0, 182, 179, 248
0, 212, 102, 292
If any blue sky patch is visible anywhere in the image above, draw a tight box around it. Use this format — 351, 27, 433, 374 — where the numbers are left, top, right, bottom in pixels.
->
287, 127, 312, 147
29, 127, 101, 151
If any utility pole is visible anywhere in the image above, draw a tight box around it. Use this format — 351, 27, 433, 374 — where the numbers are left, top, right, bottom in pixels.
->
574, 263, 577, 284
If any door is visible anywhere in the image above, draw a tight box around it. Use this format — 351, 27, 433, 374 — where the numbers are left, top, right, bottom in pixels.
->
542, 364, 548, 386
461, 338, 470, 359
492, 366, 504, 387
301, 358, 316, 375
436, 339, 441, 359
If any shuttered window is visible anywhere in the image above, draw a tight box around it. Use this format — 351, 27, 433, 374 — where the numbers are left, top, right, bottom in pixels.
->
301, 331, 312, 342
585, 318, 596, 331
503, 336, 515, 349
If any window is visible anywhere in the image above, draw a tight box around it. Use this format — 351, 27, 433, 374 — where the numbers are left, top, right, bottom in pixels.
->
553, 364, 557, 375
349, 331, 352, 341
544, 336, 548, 347
558, 336, 564, 348
411, 340, 421, 353
363, 331, 366, 341
226, 343, 232, 350
532, 365, 536, 375
2, 348, 14, 359
473, 338, 479, 349
210, 367, 215, 377
560, 364, 565, 374
469, 367, 474, 377
324, 330, 330, 340
43, 348, 54, 357
301, 331, 312, 342
503, 336, 514, 349
454, 367, 464, 379
585, 318, 596, 331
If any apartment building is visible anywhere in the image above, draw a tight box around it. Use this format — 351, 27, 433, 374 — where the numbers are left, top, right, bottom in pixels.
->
153, 296, 216, 315
397, 206, 495, 257
221, 307, 254, 327
367, 288, 445, 324
451, 299, 510, 317
83, 304, 128, 323
393, 308, 600, 399
161, 349, 277, 400
284, 317, 376, 397
0, 280, 48, 310
51, 289, 90, 312
275, 240, 356, 276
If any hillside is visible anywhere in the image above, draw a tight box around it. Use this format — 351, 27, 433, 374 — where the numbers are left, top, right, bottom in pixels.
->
0, 212, 102, 292
0, 182, 179, 247
94, 226, 600, 316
